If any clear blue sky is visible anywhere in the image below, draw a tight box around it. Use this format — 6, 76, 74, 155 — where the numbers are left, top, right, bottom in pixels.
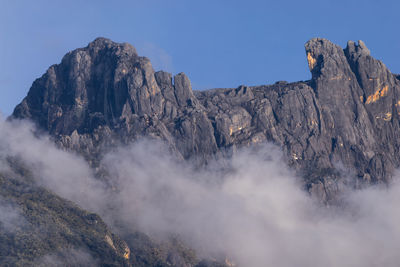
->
1, 0, 399, 115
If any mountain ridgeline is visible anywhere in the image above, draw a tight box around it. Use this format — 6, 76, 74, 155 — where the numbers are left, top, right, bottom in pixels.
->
13, 37, 400, 201
5, 37, 400, 266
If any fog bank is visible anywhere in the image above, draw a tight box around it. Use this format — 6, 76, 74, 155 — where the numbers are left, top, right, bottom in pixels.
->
1, 116, 400, 267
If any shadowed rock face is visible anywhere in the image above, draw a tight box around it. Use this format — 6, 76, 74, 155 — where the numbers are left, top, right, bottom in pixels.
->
13, 37, 400, 203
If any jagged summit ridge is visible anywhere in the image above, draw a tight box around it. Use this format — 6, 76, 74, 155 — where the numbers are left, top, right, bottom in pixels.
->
13, 37, 400, 202
346, 40, 371, 57
88, 37, 138, 55
14, 37, 218, 161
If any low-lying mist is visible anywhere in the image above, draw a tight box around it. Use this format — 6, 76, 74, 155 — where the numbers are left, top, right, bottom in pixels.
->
1, 115, 400, 267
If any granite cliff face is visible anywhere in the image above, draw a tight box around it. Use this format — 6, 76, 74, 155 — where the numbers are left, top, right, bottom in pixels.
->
13, 38, 218, 166
7, 37, 400, 265
13, 37, 400, 202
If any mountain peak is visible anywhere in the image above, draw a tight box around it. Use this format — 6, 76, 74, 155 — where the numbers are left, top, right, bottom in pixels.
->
84, 37, 138, 57
13, 38, 216, 160
12, 37, 400, 202
345, 40, 371, 59
304, 38, 344, 72
89, 37, 115, 46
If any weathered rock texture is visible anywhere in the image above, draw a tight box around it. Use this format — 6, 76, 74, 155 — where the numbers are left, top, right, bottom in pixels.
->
9, 38, 233, 267
13, 38, 218, 167
14, 37, 400, 203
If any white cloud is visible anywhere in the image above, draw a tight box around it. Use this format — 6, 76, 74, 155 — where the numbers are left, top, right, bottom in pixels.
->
35, 248, 98, 267
1, 116, 400, 266
0, 197, 26, 233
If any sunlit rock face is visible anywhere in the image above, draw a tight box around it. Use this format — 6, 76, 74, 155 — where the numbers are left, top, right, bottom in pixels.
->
13, 37, 400, 202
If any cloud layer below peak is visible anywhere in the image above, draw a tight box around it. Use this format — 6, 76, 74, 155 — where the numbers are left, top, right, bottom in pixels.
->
1, 116, 400, 267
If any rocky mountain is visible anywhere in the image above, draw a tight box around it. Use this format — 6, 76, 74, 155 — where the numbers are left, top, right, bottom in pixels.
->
5, 37, 400, 265
13, 37, 400, 201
